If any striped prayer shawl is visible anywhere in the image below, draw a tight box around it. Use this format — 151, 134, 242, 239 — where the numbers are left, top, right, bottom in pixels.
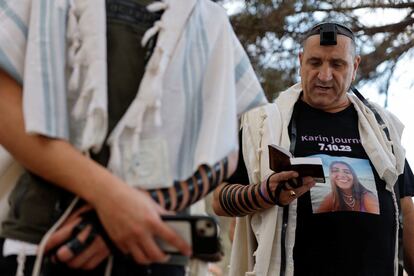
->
0, 0, 267, 189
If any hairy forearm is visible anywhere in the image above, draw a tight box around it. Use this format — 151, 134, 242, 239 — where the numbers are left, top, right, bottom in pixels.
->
0, 69, 129, 208
402, 197, 414, 275
148, 159, 228, 211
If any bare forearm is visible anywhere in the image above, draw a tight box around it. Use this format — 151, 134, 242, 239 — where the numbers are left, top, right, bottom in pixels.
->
402, 197, 414, 275
0, 69, 127, 208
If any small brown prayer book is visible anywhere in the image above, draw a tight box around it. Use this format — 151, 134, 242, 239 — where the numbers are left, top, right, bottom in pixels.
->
268, 144, 325, 183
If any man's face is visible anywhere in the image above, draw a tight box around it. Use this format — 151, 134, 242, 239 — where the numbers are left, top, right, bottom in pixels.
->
299, 35, 361, 113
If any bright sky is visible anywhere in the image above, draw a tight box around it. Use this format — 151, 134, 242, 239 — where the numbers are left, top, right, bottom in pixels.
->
354, 9, 414, 166
388, 83, 414, 166
363, 56, 414, 165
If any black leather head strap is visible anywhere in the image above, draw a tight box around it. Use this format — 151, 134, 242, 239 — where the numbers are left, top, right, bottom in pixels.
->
304, 22, 355, 45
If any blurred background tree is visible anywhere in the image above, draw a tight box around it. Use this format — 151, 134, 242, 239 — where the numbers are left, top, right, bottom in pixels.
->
218, 0, 414, 104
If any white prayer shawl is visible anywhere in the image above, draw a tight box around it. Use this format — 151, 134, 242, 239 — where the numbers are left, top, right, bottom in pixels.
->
0, 0, 267, 190
230, 83, 405, 276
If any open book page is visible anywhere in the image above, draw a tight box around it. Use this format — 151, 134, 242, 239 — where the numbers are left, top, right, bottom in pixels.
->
290, 157, 322, 165
268, 144, 325, 183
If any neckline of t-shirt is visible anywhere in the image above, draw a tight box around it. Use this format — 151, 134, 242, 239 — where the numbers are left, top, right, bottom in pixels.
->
297, 98, 354, 117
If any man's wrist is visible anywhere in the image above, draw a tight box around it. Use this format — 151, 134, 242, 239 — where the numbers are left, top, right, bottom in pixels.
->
258, 180, 273, 205
85, 168, 131, 209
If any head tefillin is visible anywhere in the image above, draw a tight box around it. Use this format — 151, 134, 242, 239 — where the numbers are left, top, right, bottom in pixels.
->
304, 22, 355, 45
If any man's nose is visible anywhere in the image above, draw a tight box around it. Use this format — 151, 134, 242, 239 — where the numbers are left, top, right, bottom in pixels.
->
317, 64, 333, 82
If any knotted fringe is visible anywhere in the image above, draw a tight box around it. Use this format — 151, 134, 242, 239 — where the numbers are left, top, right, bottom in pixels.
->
31, 197, 79, 276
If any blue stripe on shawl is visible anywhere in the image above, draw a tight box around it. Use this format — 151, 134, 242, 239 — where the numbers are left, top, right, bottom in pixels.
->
235, 55, 249, 83
177, 5, 209, 179
0, 47, 22, 84
243, 90, 266, 113
0, 0, 28, 36
48, 1, 69, 138
40, 0, 54, 134
197, 11, 209, 67
178, 15, 195, 178
48, 1, 59, 135
57, 5, 69, 138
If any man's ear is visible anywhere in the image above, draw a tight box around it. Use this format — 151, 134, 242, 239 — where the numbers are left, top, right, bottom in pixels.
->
352, 55, 361, 81
299, 52, 304, 66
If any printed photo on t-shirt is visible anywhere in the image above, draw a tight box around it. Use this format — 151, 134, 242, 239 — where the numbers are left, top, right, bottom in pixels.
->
310, 155, 380, 215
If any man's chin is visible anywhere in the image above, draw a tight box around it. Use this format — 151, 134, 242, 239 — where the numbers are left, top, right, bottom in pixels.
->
313, 87, 334, 94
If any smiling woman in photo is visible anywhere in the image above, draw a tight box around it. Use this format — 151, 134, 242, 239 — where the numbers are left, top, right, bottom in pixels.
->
316, 160, 379, 214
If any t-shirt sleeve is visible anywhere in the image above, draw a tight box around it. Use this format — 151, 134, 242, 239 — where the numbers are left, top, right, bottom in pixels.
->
227, 130, 250, 185
397, 159, 414, 198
